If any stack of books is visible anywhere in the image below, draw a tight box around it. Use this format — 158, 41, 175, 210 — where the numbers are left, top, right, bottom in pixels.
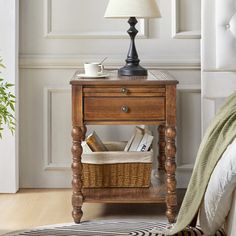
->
124, 126, 153, 152
82, 127, 153, 153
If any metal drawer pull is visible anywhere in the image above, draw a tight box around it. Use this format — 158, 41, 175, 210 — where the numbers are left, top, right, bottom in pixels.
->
121, 87, 128, 94
121, 105, 129, 113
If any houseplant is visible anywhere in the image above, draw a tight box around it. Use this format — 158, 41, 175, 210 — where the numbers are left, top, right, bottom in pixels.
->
0, 58, 15, 138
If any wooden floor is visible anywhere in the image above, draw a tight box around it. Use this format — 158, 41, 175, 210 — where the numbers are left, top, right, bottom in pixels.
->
0, 189, 185, 235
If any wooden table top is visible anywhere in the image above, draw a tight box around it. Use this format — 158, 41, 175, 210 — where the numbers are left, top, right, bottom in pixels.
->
70, 70, 179, 86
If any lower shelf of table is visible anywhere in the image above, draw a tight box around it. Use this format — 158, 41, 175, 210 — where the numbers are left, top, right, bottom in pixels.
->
82, 170, 166, 203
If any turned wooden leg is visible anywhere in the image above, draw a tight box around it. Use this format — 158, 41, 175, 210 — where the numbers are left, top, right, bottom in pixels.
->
81, 126, 87, 141
158, 125, 166, 171
71, 126, 86, 223
165, 126, 177, 223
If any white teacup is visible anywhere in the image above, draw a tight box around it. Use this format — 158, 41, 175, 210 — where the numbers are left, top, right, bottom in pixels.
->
84, 62, 103, 76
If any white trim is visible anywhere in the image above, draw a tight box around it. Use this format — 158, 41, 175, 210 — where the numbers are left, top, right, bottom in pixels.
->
19, 55, 201, 70
15, 0, 19, 192
177, 164, 194, 171
44, 0, 148, 39
204, 69, 236, 72
43, 87, 71, 171
44, 164, 70, 170
173, 30, 201, 39
0, 0, 19, 193
177, 84, 201, 91
172, 0, 201, 39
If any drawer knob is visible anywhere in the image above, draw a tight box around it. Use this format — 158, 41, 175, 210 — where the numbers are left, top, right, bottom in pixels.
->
121, 105, 129, 113
121, 87, 128, 94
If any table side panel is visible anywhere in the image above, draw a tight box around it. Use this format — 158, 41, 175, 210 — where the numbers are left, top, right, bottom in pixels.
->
166, 85, 177, 126
72, 85, 83, 127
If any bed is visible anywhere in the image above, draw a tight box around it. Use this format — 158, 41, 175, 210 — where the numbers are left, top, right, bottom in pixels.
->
202, 0, 236, 235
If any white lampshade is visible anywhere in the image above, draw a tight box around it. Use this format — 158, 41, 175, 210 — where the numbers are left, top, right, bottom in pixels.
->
104, 0, 161, 18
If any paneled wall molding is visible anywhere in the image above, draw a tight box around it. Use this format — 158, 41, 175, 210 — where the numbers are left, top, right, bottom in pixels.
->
20, 0, 201, 188
172, 0, 201, 39
43, 87, 71, 171
176, 88, 201, 188
20, 55, 201, 70
44, 0, 148, 39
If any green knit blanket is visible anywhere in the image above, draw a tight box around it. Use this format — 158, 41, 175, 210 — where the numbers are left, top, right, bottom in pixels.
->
167, 91, 236, 235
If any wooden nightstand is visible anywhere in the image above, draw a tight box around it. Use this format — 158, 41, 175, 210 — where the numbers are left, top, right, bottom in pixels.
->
70, 71, 179, 224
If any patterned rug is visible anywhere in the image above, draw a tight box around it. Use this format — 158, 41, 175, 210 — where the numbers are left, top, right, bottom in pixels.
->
3, 220, 226, 236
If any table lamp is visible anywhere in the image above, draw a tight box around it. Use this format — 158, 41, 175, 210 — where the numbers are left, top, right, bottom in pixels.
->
104, 0, 161, 76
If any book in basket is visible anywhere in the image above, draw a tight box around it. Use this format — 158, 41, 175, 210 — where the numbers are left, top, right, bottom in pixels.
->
86, 131, 108, 152
124, 126, 153, 152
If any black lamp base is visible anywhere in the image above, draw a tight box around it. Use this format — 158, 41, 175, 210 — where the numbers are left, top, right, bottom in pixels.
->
119, 17, 148, 77
118, 64, 147, 76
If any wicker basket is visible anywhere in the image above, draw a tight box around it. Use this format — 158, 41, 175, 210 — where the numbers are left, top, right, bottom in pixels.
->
82, 142, 153, 188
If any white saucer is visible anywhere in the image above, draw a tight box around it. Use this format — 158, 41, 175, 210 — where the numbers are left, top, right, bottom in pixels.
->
76, 73, 109, 78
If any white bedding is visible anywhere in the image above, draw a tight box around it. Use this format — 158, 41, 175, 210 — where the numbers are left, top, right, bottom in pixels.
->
199, 138, 236, 235
226, 189, 236, 236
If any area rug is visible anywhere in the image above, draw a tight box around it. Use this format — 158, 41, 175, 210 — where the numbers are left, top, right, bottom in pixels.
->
3, 219, 226, 236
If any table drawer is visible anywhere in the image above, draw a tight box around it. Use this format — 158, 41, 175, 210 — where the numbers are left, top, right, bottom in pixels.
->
84, 97, 165, 121
83, 86, 165, 97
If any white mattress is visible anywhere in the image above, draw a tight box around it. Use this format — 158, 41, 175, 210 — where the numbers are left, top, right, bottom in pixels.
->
199, 138, 236, 234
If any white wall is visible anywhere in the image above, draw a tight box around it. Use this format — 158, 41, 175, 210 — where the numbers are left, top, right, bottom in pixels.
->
19, 0, 201, 188
0, 0, 19, 193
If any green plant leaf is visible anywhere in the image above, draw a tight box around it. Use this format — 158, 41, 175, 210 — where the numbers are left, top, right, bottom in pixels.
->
0, 58, 15, 138
9, 103, 15, 111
